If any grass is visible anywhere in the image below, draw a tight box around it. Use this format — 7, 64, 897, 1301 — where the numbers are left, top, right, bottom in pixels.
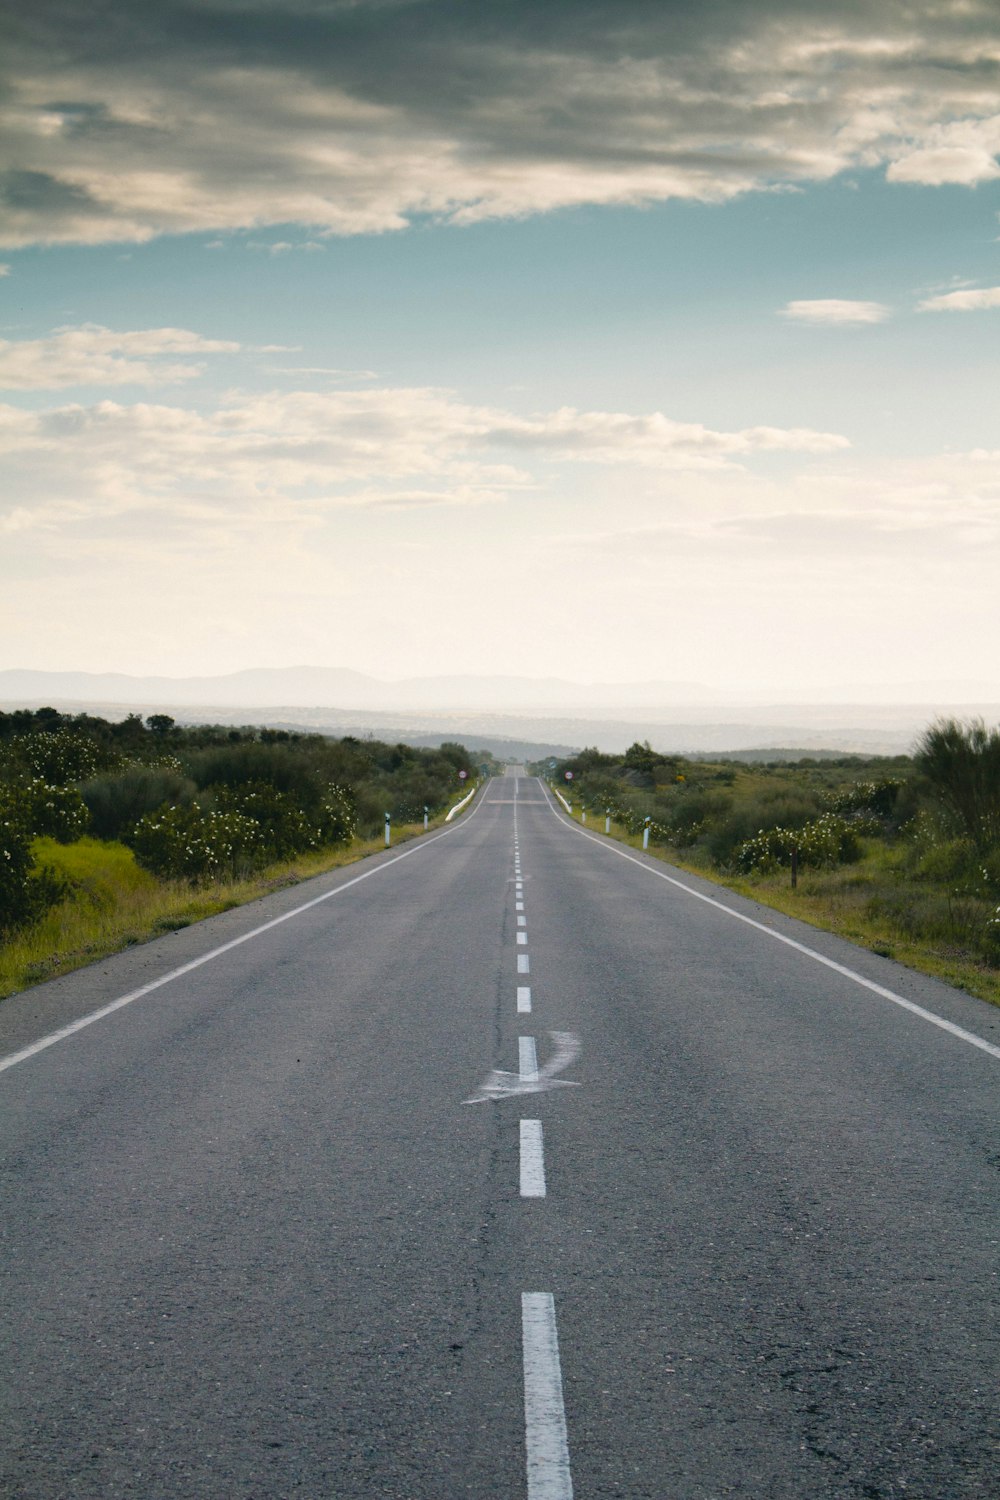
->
0, 804, 463, 1000
565, 808, 1000, 1009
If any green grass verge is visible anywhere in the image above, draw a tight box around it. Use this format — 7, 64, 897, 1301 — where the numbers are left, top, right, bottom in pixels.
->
564, 808, 1000, 1009
0, 798, 470, 1001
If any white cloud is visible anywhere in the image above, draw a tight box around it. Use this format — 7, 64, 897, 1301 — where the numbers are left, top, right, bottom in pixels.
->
2, 4, 1000, 245
477, 407, 848, 465
0, 385, 848, 545
1, 377, 995, 691
0, 324, 240, 389
554, 447, 1000, 558
917, 285, 1000, 311
886, 115, 1000, 186
782, 299, 891, 324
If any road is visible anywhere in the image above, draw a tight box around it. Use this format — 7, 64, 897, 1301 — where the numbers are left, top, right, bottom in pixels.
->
1, 773, 998, 1498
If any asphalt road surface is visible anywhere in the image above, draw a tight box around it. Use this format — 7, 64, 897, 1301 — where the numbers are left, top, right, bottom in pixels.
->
1, 774, 998, 1498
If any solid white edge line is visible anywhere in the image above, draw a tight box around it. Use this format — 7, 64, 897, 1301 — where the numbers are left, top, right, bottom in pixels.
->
522, 1293, 573, 1500
517, 986, 532, 1013
520, 1119, 546, 1197
0, 790, 489, 1076
519, 1035, 539, 1082
540, 781, 1000, 1063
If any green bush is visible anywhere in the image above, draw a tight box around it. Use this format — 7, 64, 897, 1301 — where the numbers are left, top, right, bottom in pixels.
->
735, 813, 864, 874
127, 805, 262, 880
828, 778, 903, 820
705, 793, 820, 866
8, 730, 104, 784
212, 781, 321, 860
81, 764, 198, 841
18, 777, 89, 842
0, 802, 68, 933
667, 788, 733, 847
916, 718, 1000, 852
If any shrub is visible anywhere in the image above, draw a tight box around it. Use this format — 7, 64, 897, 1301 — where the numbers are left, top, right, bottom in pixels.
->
319, 782, 357, 845
81, 765, 198, 841
667, 788, 733, 847
127, 805, 261, 880
735, 813, 864, 874
9, 730, 103, 784
828, 778, 904, 820
916, 718, 1000, 852
212, 781, 320, 860
911, 835, 980, 886
18, 777, 89, 842
184, 742, 323, 801
0, 802, 68, 933
705, 793, 820, 866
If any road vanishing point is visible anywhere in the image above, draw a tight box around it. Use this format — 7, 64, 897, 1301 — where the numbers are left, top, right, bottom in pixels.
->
1, 773, 998, 1497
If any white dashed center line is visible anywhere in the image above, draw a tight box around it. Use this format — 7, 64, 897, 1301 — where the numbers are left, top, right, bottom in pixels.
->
522, 1293, 573, 1500
517, 986, 532, 1013
519, 1036, 539, 1082
517, 931, 528, 945
517, 914, 527, 926
518, 954, 530, 973
520, 1120, 546, 1197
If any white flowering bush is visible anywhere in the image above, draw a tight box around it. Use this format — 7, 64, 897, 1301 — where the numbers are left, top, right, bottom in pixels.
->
15, 731, 102, 785
735, 812, 864, 874
18, 777, 89, 842
320, 782, 357, 844
128, 805, 261, 880
827, 778, 903, 820
0, 794, 68, 932
126, 773, 359, 881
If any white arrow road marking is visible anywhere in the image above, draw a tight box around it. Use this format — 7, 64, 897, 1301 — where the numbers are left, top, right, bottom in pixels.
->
463, 1032, 581, 1103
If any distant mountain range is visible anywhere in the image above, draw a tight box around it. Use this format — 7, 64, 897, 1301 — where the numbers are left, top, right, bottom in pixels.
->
2, 667, 998, 756
0, 666, 718, 712
1, 666, 999, 713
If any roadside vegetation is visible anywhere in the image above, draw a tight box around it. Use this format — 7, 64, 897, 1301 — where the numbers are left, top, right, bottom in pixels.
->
532, 720, 1000, 1007
0, 708, 497, 998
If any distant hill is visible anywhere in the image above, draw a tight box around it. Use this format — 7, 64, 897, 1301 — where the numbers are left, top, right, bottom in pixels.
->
0, 666, 716, 713
3, 666, 998, 756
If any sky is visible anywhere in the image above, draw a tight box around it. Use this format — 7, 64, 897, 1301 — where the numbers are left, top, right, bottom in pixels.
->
2, 0, 999, 699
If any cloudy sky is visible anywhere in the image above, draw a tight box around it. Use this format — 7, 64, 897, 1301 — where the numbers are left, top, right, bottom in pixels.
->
2, 0, 999, 697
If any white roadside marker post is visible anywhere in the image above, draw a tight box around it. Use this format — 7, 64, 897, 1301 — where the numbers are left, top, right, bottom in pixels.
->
642, 816, 651, 850
385, 812, 391, 847
605, 808, 611, 834
423, 804, 429, 831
